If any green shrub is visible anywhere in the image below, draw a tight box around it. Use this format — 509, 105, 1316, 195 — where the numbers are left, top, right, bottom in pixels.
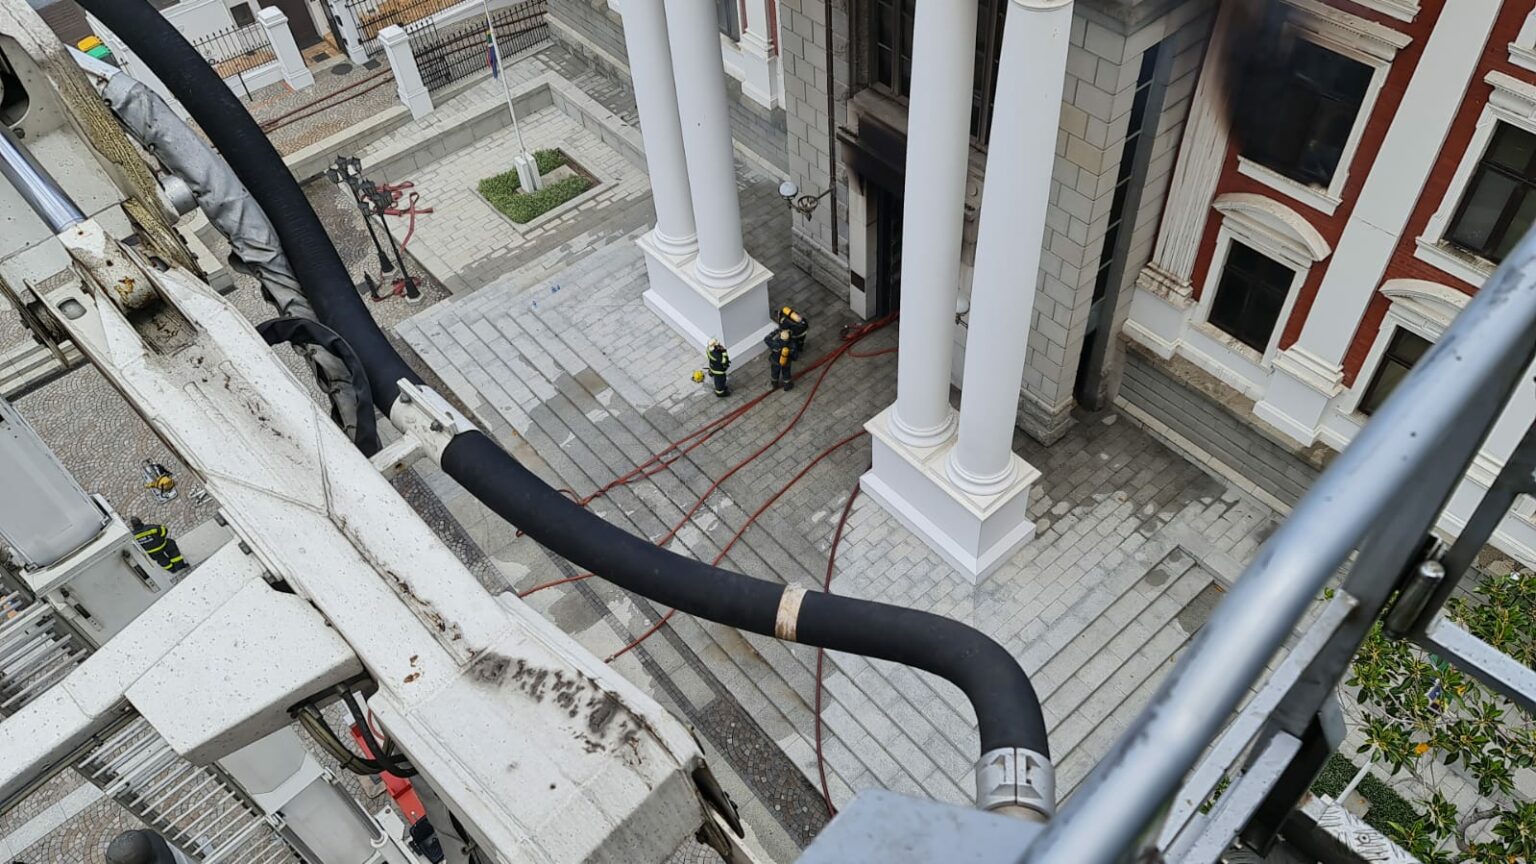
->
478, 149, 592, 224
1309, 752, 1428, 847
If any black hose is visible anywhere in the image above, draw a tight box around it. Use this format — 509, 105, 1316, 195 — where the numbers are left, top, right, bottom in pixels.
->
75, 0, 419, 411
80, 0, 1049, 767
442, 431, 1047, 757
341, 688, 418, 777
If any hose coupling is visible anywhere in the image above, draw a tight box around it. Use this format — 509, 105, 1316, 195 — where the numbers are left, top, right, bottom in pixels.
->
975, 747, 1054, 822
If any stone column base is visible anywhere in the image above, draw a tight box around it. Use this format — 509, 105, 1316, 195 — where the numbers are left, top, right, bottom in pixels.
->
640, 230, 775, 363
860, 406, 1040, 583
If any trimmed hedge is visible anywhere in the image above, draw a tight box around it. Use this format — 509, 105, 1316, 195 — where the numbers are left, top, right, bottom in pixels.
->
478, 149, 594, 224
1310, 752, 1425, 842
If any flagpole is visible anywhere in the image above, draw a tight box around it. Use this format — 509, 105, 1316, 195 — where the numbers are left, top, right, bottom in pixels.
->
483, 0, 529, 156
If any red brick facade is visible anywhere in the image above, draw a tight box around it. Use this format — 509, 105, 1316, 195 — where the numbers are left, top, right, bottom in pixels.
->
1182, 0, 1536, 386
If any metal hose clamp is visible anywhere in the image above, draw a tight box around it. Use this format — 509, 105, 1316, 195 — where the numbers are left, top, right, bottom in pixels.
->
976, 747, 1055, 820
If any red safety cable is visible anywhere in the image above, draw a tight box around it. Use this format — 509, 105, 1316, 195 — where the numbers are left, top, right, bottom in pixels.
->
511, 313, 897, 541
604, 428, 867, 664
518, 315, 894, 595
381, 190, 433, 249
814, 480, 861, 818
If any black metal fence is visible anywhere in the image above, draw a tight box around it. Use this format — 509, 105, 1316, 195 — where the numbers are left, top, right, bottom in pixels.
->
407, 0, 548, 93
189, 21, 276, 100
347, 0, 465, 56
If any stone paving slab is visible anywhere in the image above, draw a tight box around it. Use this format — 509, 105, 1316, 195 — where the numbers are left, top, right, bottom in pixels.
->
394, 59, 1289, 837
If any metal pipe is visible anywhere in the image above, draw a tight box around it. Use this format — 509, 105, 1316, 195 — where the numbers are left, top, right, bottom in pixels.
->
1021, 227, 1536, 863
0, 124, 85, 232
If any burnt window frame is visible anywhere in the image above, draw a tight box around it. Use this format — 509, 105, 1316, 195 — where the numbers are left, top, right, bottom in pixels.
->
1238, 36, 1373, 191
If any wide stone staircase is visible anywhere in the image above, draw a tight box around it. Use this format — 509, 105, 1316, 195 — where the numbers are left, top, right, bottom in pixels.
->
396, 246, 1242, 815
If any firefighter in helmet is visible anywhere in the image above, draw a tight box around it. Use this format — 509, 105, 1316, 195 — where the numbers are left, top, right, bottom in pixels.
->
706, 338, 731, 398
765, 329, 795, 391
776, 306, 809, 359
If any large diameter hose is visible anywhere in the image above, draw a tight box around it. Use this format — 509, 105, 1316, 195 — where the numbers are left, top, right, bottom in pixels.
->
76, 0, 1051, 807
76, 0, 419, 411
443, 430, 1047, 758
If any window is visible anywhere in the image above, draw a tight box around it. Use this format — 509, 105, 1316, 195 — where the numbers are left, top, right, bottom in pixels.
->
1446, 123, 1536, 265
716, 0, 740, 40
1358, 328, 1430, 415
1208, 242, 1296, 353
229, 2, 256, 26
1242, 39, 1372, 188
868, 0, 1005, 146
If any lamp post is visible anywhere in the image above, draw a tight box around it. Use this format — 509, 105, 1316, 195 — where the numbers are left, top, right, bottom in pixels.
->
327, 156, 393, 275
482, 0, 541, 191
362, 181, 421, 303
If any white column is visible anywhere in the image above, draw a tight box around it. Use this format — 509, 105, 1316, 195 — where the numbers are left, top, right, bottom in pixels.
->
257, 7, 316, 91
622, 0, 697, 256
948, 0, 1072, 493
1253, 0, 1502, 445
889, 0, 980, 447
642, 0, 775, 362
738, 0, 784, 108
862, 0, 1068, 584
329, 0, 371, 65
379, 25, 432, 120
665, 0, 751, 289
1135, 0, 1236, 302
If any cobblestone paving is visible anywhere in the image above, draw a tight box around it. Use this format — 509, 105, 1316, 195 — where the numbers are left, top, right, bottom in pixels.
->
394, 53, 1293, 859
13, 793, 139, 864
247, 51, 396, 156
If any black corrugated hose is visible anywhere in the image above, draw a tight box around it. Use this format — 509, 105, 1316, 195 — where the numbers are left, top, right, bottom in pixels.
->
77, 0, 1048, 765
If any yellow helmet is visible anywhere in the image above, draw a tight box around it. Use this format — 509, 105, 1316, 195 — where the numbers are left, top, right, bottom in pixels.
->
691, 370, 705, 384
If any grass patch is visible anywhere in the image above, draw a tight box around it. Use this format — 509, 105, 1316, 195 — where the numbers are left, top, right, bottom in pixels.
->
478, 149, 594, 224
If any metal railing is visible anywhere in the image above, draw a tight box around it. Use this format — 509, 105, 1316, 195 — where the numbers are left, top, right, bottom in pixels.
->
347, 0, 467, 55
189, 22, 275, 100
407, 0, 548, 93
1019, 228, 1536, 863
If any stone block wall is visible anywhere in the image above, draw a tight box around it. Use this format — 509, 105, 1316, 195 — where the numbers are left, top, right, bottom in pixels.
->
1019, 0, 1215, 443
1100, 5, 1213, 403
782, 0, 852, 291
544, 0, 790, 171
1118, 344, 1320, 509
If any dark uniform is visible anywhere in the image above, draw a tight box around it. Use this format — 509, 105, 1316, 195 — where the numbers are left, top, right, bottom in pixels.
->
707, 341, 731, 397
766, 329, 795, 390
777, 306, 809, 359
131, 518, 188, 573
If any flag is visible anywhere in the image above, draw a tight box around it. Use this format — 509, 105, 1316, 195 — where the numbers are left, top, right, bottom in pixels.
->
486, 28, 499, 78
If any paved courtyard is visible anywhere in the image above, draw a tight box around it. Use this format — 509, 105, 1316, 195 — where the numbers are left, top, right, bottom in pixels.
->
386, 47, 1291, 860
0, 41, 1300, 864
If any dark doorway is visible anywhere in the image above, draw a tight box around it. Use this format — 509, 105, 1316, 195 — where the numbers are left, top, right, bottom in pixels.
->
874, 186, 903, 317
263, 0, 322, 47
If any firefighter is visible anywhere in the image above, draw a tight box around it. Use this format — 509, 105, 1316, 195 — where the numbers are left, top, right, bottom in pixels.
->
765, 328, 795, 391
777, 306, 809, 359
706, 339, 731, 397
130, 517, 188, 573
